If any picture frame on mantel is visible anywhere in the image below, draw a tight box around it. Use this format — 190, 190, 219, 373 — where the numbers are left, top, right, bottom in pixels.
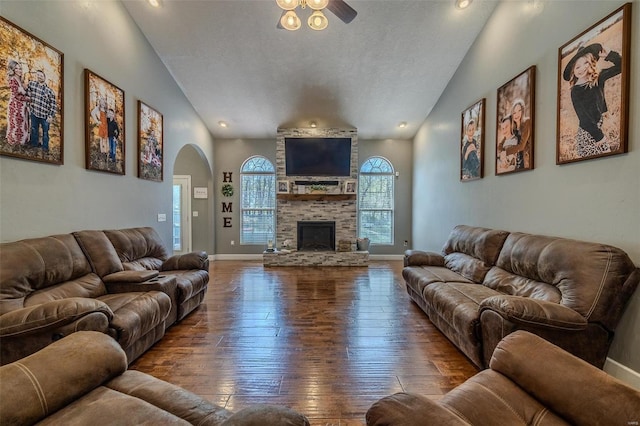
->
556, 3, 631, 165
460, 98, 485, 181
0, 17, 64, 165
495, 66, 535, 176
277, 180, 290, 194
344, 180, 356, 194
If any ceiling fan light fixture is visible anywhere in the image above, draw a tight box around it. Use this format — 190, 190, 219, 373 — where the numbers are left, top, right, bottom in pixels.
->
281, 10, 302, 30
147, 0, 161, 7
455, 0, 472, 9
307, 0, 329, 10
276, 0, 298, 11
308, 10, 328, 30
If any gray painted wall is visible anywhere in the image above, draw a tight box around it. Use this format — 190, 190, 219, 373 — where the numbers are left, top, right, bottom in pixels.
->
413, 1, 639, 373
213, 137, 412, 255
0, 1, 214, 248
174, 145, 214, 254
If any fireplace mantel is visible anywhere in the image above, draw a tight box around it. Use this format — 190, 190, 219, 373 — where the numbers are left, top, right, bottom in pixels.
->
277, 194, 356, 201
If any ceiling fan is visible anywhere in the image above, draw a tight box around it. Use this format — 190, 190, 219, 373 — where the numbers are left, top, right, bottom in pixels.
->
276, 0, 357, 31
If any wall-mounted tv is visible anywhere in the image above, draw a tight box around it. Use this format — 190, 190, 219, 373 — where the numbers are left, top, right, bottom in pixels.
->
285, 137, 352, 177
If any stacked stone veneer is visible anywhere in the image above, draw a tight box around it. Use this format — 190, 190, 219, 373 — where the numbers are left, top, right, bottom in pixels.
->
273, 128, 366, 266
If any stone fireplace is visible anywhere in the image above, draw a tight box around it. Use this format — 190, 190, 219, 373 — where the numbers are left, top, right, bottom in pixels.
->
263, 127, 368, 266
297, 221, 335, 251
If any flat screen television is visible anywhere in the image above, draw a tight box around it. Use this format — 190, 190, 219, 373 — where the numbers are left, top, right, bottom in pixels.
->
285, 137, 352, 176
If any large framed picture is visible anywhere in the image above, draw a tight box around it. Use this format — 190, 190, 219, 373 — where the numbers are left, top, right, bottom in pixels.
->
85, 69, 125, 174
0, 17, 63, 165
556, 3, 631, 165
137, 100, 163, 182
495, 66, 535, 176
460, 98, 485, 181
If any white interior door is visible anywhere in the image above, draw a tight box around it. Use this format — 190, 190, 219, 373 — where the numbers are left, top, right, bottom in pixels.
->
172, 175, 192, 254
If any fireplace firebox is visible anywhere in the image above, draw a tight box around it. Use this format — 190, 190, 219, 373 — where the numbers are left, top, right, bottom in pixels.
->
297, 221, 335, 251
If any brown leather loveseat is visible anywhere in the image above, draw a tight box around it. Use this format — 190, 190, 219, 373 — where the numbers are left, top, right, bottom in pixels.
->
366, 331, 640, 425
0, 227, 208, 365
403, 225, 639, 368
0, 331, 310, 425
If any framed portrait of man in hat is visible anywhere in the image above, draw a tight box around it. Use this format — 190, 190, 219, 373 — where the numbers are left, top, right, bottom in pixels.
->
556, 3, 632, 165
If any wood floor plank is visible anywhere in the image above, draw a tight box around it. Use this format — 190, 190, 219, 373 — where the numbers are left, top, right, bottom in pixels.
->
130, 260, 478, 423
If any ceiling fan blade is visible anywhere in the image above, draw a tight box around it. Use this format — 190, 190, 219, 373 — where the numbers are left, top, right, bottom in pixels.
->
326, 0, 357, 24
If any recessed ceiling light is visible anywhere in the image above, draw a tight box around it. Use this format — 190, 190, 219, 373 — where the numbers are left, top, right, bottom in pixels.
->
398, 122, 407, 128
147, 0, 161, 7
455, 0, 472, 9
218, 121, 228, 128
310, 121, 317, 128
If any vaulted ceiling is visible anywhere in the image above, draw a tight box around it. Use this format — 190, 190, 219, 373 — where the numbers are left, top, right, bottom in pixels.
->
122, 0, 497, 140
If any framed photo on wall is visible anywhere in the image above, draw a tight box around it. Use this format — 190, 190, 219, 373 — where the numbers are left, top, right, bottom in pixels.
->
277, 180, 290, 194
0, 17, 64, 165
85, 69, 125, 174
460, 98, 485, 181
495, 66, 535, 176
556, 3, 631, 165
138, 100, 163, 182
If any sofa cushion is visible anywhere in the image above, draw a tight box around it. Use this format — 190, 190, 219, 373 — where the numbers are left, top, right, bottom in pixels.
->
25, 273, 107, 307
423, 282, 501, 342
162, 270, 209, 302
98, 291, 171, 348
442, 225, 509, 267
0, 235, 96, 314
73, 230, 124, 277
105, 227, 169, 268
403, 266, 473, 295
482, 267, 561, 302
444, 252, 492, 283
496, 233, 637, 326
38, 387, 191, 425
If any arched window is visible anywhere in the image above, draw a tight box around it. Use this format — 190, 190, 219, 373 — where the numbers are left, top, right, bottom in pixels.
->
358, 156, 394, 245
240, 156, 275, 245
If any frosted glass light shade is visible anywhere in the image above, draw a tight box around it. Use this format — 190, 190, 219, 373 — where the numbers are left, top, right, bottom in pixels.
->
307, 0, 329, 10
281, 10, 302, 30
308, 10, 328, 30
276, 0, 298, 11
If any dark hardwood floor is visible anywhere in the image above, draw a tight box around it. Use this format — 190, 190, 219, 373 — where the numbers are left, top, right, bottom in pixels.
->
131, 260, 478, 425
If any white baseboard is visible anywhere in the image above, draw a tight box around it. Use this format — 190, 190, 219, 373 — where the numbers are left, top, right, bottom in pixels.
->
370, 254, 405, 261
604, 357, 640, 390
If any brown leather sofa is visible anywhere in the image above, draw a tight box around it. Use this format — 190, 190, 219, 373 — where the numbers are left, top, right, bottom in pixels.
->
0, 331, 310, 426
74, 227, 209, 326
366, 330, 640, 426
0, 227, 208, 365
403, 225, 639, 368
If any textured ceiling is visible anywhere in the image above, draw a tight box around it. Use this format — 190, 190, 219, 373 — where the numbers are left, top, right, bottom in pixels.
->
122, 0, 497, 140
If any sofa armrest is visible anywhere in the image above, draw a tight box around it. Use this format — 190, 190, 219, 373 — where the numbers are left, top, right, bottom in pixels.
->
103, 270, 159, 283
366, 392, 468, 426
403, 250, 445, 267
0, 298, 113, 337
0, 331, 127, 425
105, 369, 233, 425
491, 331, 640, 425
104, 275, 177, 296
480, 295, 587, 331
161, 251, 209, 271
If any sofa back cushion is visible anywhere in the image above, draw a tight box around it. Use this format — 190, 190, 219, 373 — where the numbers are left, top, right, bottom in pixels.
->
442, 225, 510, 283
104, 227, 168, 271
74, 230, 124, 278
0, 235, 105, 314
492, 232, 637, 326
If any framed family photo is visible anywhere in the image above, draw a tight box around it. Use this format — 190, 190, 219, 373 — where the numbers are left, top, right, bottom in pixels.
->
556, 3, 631, 165
0, 17, 63, 165
344, 179, 357, 194
85, 69, 125, 174
495, 66, 535, 176
460, 98, 485, 181
277, 180, 290, 194
138, 100, 163, 182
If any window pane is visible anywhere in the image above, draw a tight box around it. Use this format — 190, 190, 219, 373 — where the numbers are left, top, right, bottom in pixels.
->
359, 175, 393, 210
359, 210, 393, 244
240, 156, 276, 245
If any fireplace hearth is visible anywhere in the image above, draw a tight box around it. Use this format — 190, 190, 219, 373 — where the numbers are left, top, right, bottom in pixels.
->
297, 221, 335, 251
